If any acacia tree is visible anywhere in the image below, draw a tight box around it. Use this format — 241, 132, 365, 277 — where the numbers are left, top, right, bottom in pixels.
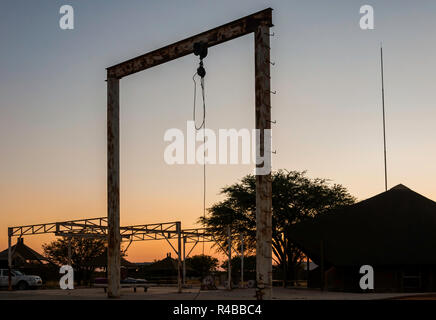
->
199, 170, 356, 285
42, 236, 106, 285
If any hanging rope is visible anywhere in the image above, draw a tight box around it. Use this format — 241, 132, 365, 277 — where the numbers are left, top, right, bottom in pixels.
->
192, 74, 206, 130
193, 72, 207, 255
192, 42, 208, 255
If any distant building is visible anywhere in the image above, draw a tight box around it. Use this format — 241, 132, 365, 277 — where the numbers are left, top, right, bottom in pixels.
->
290, 184, 436, 292
0, 238, 50, 269
145, 253, 178, 275
132, 253, 180, 284
0, 238, 57, 281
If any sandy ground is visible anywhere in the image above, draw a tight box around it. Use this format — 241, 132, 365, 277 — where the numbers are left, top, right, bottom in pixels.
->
0, 287, 433, 300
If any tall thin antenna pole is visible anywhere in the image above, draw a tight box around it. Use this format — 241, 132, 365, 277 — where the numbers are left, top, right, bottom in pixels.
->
380, 43, 388, 191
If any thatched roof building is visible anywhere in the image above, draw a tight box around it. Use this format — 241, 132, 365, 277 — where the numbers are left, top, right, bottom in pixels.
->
290, 184, 436, 292
0, 238, 50, 268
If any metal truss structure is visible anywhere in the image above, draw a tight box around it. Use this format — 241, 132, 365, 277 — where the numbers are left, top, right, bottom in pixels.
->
9, 217, 108, 238
7, 218, 245, 293
6, 218, 184, 292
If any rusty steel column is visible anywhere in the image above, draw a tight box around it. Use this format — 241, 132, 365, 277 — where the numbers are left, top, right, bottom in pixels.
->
177, 222, 182, 293
107, 76, 121, 298
182, 236, 186, 286
8, 229, 12, 291
177, 223, 182, 293
255, 23, 273, 300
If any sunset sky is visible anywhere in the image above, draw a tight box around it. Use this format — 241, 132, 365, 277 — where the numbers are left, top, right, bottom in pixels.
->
1, 0, 436, 262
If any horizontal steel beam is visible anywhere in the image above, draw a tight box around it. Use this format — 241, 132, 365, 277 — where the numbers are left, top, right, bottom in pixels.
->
55, 232, 121, 239
8, 218, 182, 240
106, 8, 273, 79
9, 217, 108, 237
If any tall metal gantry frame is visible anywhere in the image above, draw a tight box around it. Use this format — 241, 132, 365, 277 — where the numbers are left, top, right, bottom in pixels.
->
106, 8, 273, 299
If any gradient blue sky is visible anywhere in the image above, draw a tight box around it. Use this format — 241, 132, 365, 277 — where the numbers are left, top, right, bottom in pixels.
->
1, 0, 436, 261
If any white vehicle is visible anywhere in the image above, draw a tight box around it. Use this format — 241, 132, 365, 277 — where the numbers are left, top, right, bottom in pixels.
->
0, 269, 42, 290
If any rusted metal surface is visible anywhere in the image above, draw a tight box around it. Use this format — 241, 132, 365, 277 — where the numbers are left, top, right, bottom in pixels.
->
255, 23, 273, 300
107, 8, 273, 79
107, 76, 120, 298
